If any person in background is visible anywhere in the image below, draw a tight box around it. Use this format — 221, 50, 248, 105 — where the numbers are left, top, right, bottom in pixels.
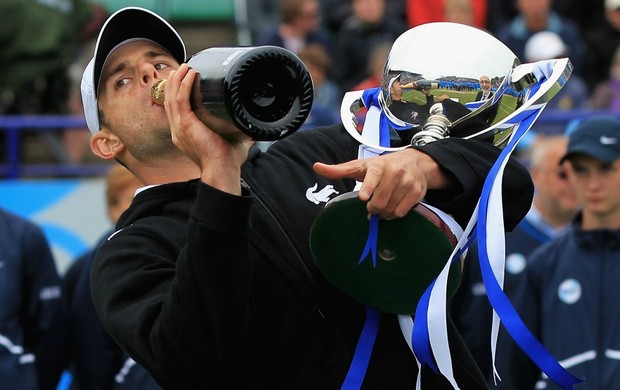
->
352, 42, 391, 131
494, 0, 586, 77
494, 116, 620, 389
582, 0, 620, 94
588, 45, 620, 110
331, 0, 406, 93
443, 0, 480, 26
475, 75, 493, 102
0, 0, 96, 115
319, 0, 407, 36
297, 44, 341, 130
473, 75, 499, 125
62, 165, 159, 389
243, 0, 280, 45
0, 207, 65, 389
452, 134, 580, 382
523, 30, 588, 136
405, 0, 487, 29
0, 0, 106, 164
552, 0, 606, 38
256, 0, 332, 56
62, 4, 109, 164
352, 42, 391, 91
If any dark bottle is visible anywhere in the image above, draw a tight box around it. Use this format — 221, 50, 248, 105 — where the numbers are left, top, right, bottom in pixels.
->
403, 80, 440, 91
151, 46, 314, 141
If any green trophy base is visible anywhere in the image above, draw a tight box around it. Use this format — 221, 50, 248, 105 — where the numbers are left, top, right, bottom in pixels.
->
310, 192, 463, 314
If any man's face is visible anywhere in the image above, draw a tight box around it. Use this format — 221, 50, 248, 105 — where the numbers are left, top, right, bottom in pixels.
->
352, 0, 385, 24
390, 80, 403, 101
479, 76, 491, 94
530, 141, 578, 222
568, 154, 620, 221
97, 40, 180, 161
605, 8, 620, 31
517, 0, 551, 17
293, 0, 321, 33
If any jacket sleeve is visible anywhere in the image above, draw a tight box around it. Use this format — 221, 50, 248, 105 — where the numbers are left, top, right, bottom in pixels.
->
412, 137, 533, 230
91, 184, 254, 388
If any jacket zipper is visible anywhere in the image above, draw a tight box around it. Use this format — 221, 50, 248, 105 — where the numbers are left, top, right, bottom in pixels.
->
240, 178, 325, 319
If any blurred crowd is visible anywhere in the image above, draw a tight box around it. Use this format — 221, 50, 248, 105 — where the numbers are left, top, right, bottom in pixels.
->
2, 0, 620, 389
2, 0, 620, 166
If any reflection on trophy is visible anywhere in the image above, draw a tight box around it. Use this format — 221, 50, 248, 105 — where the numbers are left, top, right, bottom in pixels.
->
385, 76, 436, 127
340, 22, 573, 152
401, 80, 440, 91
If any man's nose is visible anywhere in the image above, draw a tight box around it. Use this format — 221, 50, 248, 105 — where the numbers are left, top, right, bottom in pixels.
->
588, 172, 605, 188
137, 62, 160, 85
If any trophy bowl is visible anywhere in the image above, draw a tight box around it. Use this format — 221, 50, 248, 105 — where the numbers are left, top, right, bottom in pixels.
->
341, 22, 572, 151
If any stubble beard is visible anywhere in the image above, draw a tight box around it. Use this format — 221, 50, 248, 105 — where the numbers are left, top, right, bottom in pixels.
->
124, 118, 181, 163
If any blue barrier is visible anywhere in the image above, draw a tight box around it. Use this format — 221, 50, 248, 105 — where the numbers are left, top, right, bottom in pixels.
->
2, 110, 620, 179
0, 115, 110, 179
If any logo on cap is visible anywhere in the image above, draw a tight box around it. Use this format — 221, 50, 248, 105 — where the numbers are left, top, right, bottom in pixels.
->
600, 135, 618, 145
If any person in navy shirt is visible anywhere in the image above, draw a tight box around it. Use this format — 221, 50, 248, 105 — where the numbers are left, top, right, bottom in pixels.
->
0, 208, 65, 389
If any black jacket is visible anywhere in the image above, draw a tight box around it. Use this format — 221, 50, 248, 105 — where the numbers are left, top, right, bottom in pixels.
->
90, 124, 533, 389
63, 233, 160, 390
474, 91, 499, 125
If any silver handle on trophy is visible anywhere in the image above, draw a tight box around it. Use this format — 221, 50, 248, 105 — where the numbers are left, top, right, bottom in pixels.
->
459, 57, 573, 147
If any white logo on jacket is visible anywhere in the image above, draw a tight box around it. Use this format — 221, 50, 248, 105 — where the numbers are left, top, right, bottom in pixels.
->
558, 278, 581, 304
506, 253, 527, 274
306, 184, 339, 204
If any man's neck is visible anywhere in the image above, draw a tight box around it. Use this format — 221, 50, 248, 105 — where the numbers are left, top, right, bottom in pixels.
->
136, 156, 201, 186
526, 204, 572, 238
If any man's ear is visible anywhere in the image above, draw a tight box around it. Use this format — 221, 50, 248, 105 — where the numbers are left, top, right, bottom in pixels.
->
91, 128, 125, 160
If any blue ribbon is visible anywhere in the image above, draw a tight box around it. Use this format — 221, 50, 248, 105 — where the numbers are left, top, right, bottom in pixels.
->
408, 69, 532, 368
357, 87, 416, 269
411, 101, 583, 388
341, 307, 381, 390
345, 80, 560, 388
343, 88, 408, 389
362, 88, 390, 144
411, 225, 477, 372
409, 64, 583, 388
412, 278, 440, 372
475, 109, 583, 389
358, 214, 379, 267
345, 64, 581, 389
362, 87, 414, 134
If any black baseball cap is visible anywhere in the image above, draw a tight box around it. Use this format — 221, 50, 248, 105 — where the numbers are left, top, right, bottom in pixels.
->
560, 116, 620, 164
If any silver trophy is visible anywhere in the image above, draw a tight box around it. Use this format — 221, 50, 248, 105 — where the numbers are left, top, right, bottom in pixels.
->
316, 23, 578, 388
341, 22, 573, 152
